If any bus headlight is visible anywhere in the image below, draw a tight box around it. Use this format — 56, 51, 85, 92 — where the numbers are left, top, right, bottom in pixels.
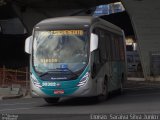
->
77, 72, 89, 87
31, 74, 42, 88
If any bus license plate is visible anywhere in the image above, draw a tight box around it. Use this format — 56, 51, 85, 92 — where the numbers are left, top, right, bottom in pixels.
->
54, 90, 64, 94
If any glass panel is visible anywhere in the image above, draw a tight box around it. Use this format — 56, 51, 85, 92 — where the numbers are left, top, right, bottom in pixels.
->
127, 55, 133, 63
33, 30, 88, 73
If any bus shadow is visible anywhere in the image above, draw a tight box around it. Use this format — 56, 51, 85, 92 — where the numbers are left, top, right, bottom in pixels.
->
38, 88, 127, 107
41, 97, 100, 107
39, 88, 160, 107
40, 92, 123, 107
41, 97, 110, 107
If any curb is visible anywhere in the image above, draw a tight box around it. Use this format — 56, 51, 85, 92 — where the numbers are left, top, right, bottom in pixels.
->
1, 93, 23, 100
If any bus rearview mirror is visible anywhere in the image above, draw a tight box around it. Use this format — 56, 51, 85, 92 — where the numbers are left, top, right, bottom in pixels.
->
25, 36, 33, 54
90, 33, 98, 52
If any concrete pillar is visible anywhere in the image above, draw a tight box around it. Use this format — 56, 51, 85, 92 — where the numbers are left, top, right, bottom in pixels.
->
12, 3, 94, 34
122, 0, 160, 80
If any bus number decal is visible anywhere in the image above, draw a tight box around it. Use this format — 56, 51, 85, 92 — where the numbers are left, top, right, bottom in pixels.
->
40, 58, 58, 63
42, 82, 57, 87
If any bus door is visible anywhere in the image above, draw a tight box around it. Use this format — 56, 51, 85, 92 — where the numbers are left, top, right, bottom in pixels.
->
109, 34, 121, 90
102, 32, 113, 91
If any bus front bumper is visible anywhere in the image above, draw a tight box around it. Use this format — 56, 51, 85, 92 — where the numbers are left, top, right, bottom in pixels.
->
30, 79, 97, 98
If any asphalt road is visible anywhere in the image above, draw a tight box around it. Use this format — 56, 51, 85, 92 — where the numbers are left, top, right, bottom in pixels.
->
1, 87, 160, 120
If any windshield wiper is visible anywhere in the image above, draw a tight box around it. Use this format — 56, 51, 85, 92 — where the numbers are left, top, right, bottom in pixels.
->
39, 71, 49, 77
39, 69, 61, 77
55, 68, 78, 78
39, 68, 78, 78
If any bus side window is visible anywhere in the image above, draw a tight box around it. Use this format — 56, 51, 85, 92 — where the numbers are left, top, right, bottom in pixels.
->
94, 28, 108, 64
91, 28, 101, 77
99, 29, 107, 63
111, 34, 124, 61
110, 34, 121, 61
93, 28, 101, 64
115, 36, 121, 61
110, 35, 116, 61
119, 37, 125, 61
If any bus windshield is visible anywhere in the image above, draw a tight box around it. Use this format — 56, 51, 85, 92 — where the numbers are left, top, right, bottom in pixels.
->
32, 30, 89, 73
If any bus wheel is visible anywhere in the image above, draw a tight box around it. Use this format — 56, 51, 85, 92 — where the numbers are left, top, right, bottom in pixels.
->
97, 77, 109, 102
44, 98, 60, 104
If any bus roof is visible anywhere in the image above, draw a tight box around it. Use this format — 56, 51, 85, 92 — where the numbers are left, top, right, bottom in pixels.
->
35, 16, 122, 31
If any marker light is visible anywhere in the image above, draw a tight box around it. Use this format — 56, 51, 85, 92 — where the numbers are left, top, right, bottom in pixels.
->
31, 74, 42, 88
77, 72, 89, 87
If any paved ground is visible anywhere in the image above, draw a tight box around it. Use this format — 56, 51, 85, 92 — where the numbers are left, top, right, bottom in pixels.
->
0, 85, 160, 120
125, 79, 160, 88
1, 79, 160, 120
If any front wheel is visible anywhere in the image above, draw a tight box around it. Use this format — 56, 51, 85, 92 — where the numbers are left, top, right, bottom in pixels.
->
96, 77, 109, 102
44, 97, 60, 104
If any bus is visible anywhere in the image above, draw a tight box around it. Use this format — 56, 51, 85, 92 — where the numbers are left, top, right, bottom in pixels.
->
25, 16, 127, 103
127, 51, 141, 72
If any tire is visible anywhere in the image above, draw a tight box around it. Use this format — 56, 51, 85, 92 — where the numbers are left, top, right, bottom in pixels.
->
44, 98, 60, 104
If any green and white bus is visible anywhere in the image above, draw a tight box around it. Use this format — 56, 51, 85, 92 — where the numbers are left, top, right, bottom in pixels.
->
25, 16, 127, 103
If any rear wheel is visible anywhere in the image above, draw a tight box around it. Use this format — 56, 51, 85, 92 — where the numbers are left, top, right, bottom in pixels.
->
44, 98, 60, 104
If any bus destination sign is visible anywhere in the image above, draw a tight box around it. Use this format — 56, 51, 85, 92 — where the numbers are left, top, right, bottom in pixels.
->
51, 30, 83, 35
